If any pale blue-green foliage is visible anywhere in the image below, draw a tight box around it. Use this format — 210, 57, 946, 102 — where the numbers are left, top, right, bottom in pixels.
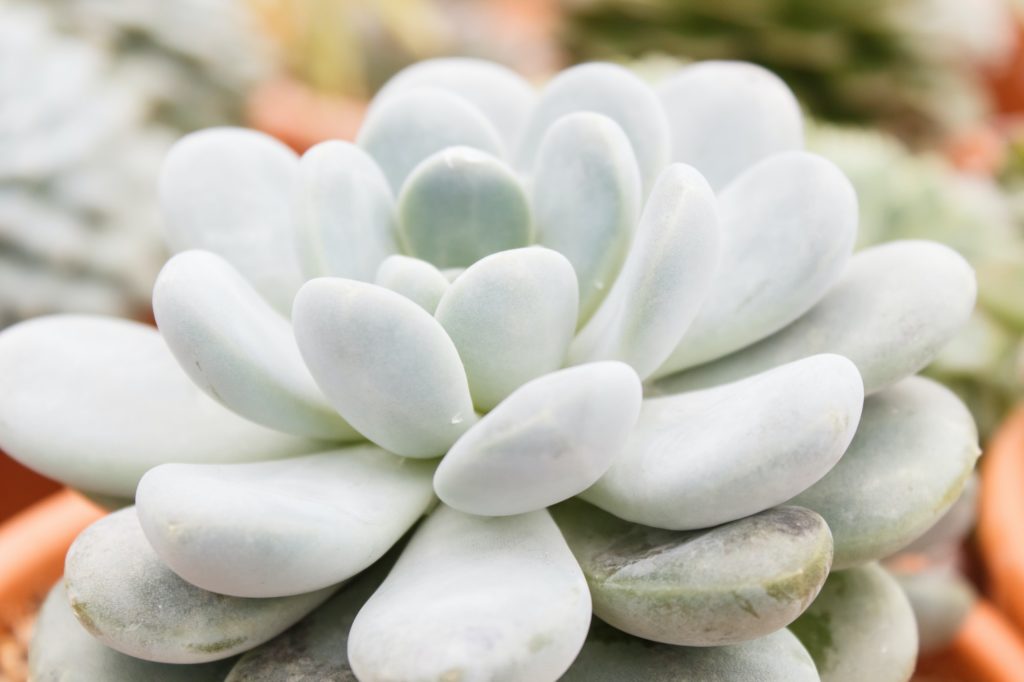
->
3, 57, 985, 680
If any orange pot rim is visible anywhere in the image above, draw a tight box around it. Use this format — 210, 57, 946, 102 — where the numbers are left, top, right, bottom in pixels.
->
0, 489, 105, 626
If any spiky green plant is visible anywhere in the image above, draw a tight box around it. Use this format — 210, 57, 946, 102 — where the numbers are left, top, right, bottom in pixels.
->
560, 0, 1012, 139
6, 58, 980, 681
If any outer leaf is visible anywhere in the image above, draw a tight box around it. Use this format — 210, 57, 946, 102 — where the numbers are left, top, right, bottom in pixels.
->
658, 61, 804, 190
153, 251, 358, 440
136, 446, 435, 597
159, 128, 303, 312
348, 506, 591, 682
659, 240, 977, 394
585, 355, 863, 530
63, 509, 335, 664
658, 152, 857, 375
0, 315, 318, 497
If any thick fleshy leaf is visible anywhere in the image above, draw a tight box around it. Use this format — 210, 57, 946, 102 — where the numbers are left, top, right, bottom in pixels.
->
901, 472, 978, 557
789, 376, 980, 569
658, 152, 858, 375
434, 247, 579, 410
63, 509, 335, 664
562, 621, 819, 682
892, 566, 975, 654
291, 140, 397, 282
658, 240, 977, 394
225, 549, 398, 681
568, 164, 719, 379
790, 564, 918, 682
553, 501, 832, 646
136, 446, 435, 598
293, 278, 475, 458
348, 506, 591, 682
356, 87, 503, 191
435, 362, 642, 516
153, 251, 358, 440
30, 581, 234, 682
0, 316, 318, 498
371, 57, 537, 146
658, 61, 804, 189
397, 147, 532, 268
517, 62, 670, 193
159, 128, 303, 312
531, 113, 642, 323
584, 355, 863, 530
374, 254, 449, 313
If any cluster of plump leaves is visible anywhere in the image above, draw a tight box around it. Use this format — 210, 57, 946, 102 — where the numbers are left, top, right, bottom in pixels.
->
3, 58, 981, 682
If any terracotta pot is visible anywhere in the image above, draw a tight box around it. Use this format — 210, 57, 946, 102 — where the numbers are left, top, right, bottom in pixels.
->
0, 454, 60, 523
0, 490, 105, 627
246, 77, 366, 153
978, 405, 1024, 631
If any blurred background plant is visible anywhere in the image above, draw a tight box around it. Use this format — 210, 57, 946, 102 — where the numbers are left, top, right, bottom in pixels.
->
559, 0, 1016, 143
0, 0, 269, 330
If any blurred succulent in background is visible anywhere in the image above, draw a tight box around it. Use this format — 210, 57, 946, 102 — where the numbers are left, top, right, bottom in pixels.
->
809, 123, 1024, 436
560, 0, 1015, 141
0, 0, 268, 329
2, 58, 980, 680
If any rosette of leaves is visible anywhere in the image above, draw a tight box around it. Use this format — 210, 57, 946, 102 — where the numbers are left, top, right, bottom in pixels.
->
0, 0, 267, 329
3, 59, 979, 681
559, 0, 1011, 141
810, 123, 1024, 437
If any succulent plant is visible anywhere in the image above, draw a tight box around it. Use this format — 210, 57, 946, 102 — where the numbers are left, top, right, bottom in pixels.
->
809, 123, 1024, 437
0, 0, 266, 329
3, 58, 981, 680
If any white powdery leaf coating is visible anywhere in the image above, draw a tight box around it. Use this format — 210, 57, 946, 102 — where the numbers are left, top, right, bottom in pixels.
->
136, 446, 435, 598
397, 147, 532, 268
348, 506, 591, 682
553, 501, 832, 647
569, 164, 719, 379
658, 152, 858, 376
434, 362, 642, 516
658, 61, 804, 190
374, 254, 450, 313
789, 376, 980, 569
0, 316, 318, 497
357, 87, 504, 192
371, 57, 537, 147
584, 355, 863, 530
30, 581, 235, 682
434, 247, 579, 411
659, 240, 977, 395
291, 140, 398, 282
64, 509, 335, 664
562, 622, 819, 682
531, 113, 642, 324
517, 62, 670, 194
153, 251, 358, 441
790, 564, 918, 682
292, 278, 476, 458
159, 128, 303, 313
